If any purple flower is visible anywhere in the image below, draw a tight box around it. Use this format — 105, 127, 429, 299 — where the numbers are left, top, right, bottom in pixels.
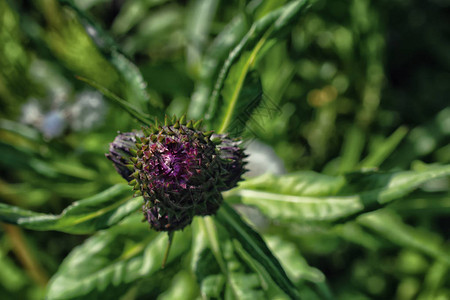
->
107, 116, 246, 231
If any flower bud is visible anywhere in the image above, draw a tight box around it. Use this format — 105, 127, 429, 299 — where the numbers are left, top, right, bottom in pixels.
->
105, 132, 140, 180
107, 117, 246, 231
213, 134, 248, 191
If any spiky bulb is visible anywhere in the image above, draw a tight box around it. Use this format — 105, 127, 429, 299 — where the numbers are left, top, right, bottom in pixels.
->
105, 131, 141, 180
212, 134, 248, 191
107, 116, 246, 231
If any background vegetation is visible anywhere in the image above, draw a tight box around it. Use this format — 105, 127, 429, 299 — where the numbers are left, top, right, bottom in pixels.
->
0, 0, 449, 299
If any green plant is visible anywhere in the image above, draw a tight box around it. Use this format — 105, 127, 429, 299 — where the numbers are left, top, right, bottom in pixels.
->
1, 0, 449, 299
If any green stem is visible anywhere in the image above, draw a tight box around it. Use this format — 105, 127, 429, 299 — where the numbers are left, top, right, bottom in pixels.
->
161, 231, 174, 269
2, 224, 49, 286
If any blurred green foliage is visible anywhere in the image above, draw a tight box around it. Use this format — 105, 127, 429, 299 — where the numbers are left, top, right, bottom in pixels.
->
0, 0, 449, 299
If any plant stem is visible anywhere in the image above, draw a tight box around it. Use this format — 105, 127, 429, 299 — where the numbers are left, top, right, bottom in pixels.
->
2, 223, 49, 286
161, 231, 174, 269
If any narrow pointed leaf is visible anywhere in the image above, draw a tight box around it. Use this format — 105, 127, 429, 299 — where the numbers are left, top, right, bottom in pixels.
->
76, 76, 153, 126
204, 0, 309, 131
359, 126, 408, 168
0, 184, 140, 234
215, 202, 301, 300
358, 210, 450, 266
193, 218, 287, 299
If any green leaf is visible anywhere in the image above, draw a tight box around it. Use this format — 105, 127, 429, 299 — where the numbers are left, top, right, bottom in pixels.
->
0, 141, 56, 178
191, 217, 226, 298
389, 193, 450, 216
217, 65, 263, 135
359, 126, 408, 168
232, 241, 293, 300
111, 0, 170, 36
76, 76, 153, 126
384, 107, 450, 169
332, 222, 383, 250
0, 184, 140, 234
358, 209, 450, 266
185, 0, 219, 71
194, 247, 225, 298
158, 270, 198, 300
264, 236, 326, 285
194, 235, 281, 299
227, 165, 450, 223
46, 215, 191, 299
236, 171, 346, 197
337, 125, 365, 174
215, 202, 301, 300
56, 0, 160, 110
192, 217, 283, 299
188, 18, 247, 121
416, 261, 448, 300
204, 0, 309, 132
0, 119, 41, 142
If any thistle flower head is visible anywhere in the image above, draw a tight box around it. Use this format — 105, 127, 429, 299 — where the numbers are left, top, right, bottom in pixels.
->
107, 116, 246, 231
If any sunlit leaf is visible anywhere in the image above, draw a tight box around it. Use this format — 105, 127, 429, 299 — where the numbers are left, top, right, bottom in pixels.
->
0, 184, 139, 234
215, 203, 301, 299
203, 0, 309, 131
193, 218, 287, 299
227, 165, 450, 223
46, 215, 191, 299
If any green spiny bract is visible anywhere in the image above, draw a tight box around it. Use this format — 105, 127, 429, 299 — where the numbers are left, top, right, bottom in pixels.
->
107, 116, 246, 231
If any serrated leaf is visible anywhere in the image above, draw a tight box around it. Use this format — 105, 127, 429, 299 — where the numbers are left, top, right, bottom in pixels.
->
227, 165, 450, 223
46, 215, 191, 299
0, 184, 140, 234
237, 171, 346, 197
215, 203, 301, 300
